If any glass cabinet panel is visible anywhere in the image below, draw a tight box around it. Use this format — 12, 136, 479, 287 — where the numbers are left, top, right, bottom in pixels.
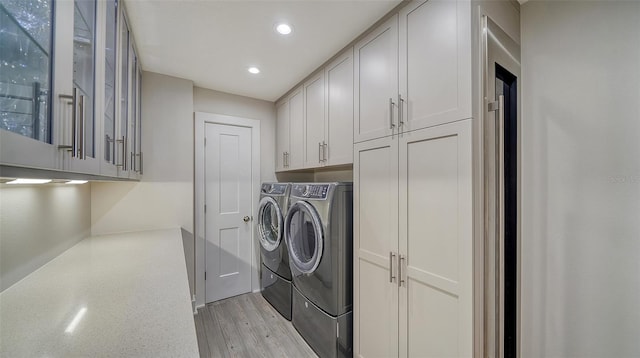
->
130, 48, 138, 172
119, 14, 129, 169
104, 0, 117, 164
0, 0, 53, 142
73, 0, 96, 158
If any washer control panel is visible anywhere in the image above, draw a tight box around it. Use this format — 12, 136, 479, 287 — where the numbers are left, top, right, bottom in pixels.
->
291, 184, 329, 199
261, 183, 288, 195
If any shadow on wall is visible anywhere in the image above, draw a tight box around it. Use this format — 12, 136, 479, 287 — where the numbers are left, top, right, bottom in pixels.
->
181, 228, 195, 298
90, 181, 193, 235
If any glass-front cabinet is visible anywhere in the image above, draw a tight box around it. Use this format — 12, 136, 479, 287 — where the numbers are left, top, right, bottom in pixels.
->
0, 0, 142, 179
0, 0, 58, 169
101, 0, 118, 176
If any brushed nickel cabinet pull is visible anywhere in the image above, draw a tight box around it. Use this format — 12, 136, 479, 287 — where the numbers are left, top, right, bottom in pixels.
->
389, 97, 395, 129
389, 251, 396, 283
399, 254, 406, 287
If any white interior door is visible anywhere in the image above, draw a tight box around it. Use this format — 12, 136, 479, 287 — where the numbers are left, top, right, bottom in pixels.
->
205, 123, 253, 303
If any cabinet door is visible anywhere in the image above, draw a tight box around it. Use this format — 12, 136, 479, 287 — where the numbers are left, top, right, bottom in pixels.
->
275, 100, 289, 171
354, 136, 399, 358
116, 10, 130, 177
354, 15, 398, 143
325, 48, 354, 166
398, 0, 471, 132
303, 72, 325, 168
66, 0, 101, 174
100, 0, 119, 177
0, 0, 61, 170
398, 120, 473, 358
127, 46, 140, 179
288, 87, 304, 169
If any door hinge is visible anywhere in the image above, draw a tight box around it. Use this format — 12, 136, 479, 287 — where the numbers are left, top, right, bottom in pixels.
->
204, 137, 207, 146
204, 271, 207, 280
204, 204, 207, 213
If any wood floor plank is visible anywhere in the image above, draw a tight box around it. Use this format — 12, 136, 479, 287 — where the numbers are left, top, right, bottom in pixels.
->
201, 304, 230, 358
236, 294, 290, 357
193, 309, 211, 358
196, 292, 317, 358
211, 298, 255, 358
248, 293, 318, 358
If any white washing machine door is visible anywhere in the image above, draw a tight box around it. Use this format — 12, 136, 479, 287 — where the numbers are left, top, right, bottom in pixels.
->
285, 201, 324, 274
257, 196, 283, 252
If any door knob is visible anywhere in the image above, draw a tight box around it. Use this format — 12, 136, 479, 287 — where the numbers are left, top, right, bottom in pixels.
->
243, 216, 251, 222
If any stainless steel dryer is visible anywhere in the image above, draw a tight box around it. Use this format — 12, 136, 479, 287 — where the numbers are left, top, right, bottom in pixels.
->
284, 182, 353, 358
258, 182, 292, 320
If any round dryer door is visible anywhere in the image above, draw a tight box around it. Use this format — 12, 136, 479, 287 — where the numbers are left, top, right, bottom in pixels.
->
257, 196, 283, 252
285, 201, 324, 274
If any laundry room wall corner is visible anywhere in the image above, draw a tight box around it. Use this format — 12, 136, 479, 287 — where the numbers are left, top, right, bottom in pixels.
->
91, 72, 195, 236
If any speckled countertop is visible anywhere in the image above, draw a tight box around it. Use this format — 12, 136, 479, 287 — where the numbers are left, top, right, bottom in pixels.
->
0, 228, 199, 357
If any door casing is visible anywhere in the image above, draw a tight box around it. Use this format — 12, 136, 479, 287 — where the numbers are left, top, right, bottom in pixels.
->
194, 112, 261, 309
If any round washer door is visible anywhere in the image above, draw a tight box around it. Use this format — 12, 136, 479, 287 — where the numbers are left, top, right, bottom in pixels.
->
285, 201, 324, 274
257, 196, 283, 252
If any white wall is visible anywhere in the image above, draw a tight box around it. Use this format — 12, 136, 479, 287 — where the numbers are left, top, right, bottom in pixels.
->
521, 1, 640, 356
91, 72, 194, 235
192, 87, 276, 305
194, 87, 276, 183
0, 183, 91, 292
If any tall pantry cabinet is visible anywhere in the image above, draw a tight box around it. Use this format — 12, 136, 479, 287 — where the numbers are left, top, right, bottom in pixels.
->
353, 0, 473, 357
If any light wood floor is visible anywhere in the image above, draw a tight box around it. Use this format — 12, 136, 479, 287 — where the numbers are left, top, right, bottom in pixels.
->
194, 292, 318, 358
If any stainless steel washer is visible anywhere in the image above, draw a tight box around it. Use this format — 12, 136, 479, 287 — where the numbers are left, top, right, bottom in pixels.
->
258, 182, 292, 320
285, 182, 353, 358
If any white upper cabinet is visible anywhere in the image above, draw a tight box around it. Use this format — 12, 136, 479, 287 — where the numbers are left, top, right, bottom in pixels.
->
0, 0, 142, 179
275, 86, 304, 171
279, 47, 354, 172
64, 0, 101, 174
303, 71, 325, 168
0, 0, 63, 170
398, 0, 471, 132
288, 87, 304, 169
100, 0, 119, 177
275, 99, 290, 171
324, 47, 354, 166
354, 15, 399, 143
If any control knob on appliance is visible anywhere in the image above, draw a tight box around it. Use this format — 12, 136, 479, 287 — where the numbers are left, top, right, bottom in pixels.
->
302, 185, 311, 197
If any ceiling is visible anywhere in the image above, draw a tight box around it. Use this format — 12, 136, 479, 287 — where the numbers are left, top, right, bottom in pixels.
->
123, 0, 403, 102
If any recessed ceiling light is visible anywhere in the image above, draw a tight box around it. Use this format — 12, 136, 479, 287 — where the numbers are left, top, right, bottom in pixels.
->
276, 23, 292, 35
6, 178, 52, 185
248, 67, 260, 74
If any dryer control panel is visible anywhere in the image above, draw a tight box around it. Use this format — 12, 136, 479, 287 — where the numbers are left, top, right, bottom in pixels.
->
261, 183, 288, 195
291, 184, 329, 199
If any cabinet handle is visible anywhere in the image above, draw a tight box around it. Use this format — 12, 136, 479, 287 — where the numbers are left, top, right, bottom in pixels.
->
389, 98, 396, 129
323, 142, 327, 162
57, 92, 75, 155
389, 251, 396, 283
79, 94, 86, 160
398, 94, 405, 128
319, 142, 322, 163
116, 136, 126, 169
399, 254, 405, 287
140, 152, 144, 175
124, 136, 127, 171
